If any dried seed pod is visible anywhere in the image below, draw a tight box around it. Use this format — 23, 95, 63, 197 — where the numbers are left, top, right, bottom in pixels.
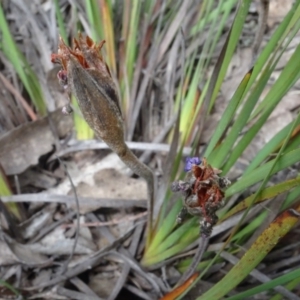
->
52, 35, 156, 237
67, 56, 125, 150
52, 36, 125, 151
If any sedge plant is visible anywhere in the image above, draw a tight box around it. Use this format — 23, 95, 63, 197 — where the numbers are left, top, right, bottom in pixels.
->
1, 0, 300, 299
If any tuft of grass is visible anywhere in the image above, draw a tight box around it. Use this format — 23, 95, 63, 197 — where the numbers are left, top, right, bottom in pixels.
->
2, 0, 300, 299
0, 5, 46, 116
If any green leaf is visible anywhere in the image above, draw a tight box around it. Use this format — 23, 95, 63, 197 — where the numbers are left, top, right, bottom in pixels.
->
226, 268, 300, 300
205, 69, 252, 158
85, 0, 103, 40
208, 0, 300, 169
244, 118, 300, 175
270, 275, 300, 300
143, 200, 182, 260
221, 177, 300, 221
0, 280, 20, 298
222, 40, 300, 174
54, 0, 68, 43
226, 148, 300, 197
208, 0, 251, 109
143, 218, 198, 266
197, 207, 300, 299
0, 5, 46, 115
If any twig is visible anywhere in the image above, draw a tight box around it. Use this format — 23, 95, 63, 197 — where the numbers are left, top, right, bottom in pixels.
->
30, 211, 76, 243
63, 211, 147, 228
56, 156, 80, 275
109, 251, 163, 295
1, 194, 147, 209
176, 233, 209, 286
52, 139, 192, 160
57, 286, 104, 300
124, 284, 153, 300
25, 227, 135, 290
108, 224, 145, 300
69, 277, 101, 299
0, 73, 37, 121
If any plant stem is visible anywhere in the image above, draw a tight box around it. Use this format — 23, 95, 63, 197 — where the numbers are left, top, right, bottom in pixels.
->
177, 233, 209, 286
114, 142, 155, 245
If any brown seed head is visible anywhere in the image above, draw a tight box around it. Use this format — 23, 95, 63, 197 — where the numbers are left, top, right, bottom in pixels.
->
51, 34, 124, 150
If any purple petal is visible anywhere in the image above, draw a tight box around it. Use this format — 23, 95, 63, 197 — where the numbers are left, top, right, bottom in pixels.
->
184, 157, 202, 172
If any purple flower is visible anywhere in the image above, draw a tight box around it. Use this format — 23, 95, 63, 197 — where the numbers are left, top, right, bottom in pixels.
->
184, 157, 201, 172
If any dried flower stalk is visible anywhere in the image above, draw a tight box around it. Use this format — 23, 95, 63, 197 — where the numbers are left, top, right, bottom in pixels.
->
51, 35, 155, 236
172, 157, 231, 285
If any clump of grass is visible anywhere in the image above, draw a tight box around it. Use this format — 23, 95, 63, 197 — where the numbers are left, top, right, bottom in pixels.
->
1, 0, 300, 299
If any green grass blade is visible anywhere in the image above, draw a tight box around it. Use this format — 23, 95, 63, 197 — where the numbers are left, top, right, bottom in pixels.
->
150, 218, 196, 257
208, 1, 300, 168
227, 104, 300, 201
205, 69, 252, 157
281, 131, 300, 154
179, 0, 217, 134
208, 64, 273, 167
226, 148, 300, 197
191, 0, 239, 36
244, 118, 300, 175
208, 0, 251, 109
197, 207, 300, 300
85, 0, 103, 40
145, 199, 182, 255
221, 177, 300, 221
231, 211, 266, 242
143, 219, 198, 266
125, 1, 141, 85
0, 5, 46, 115
250, 2, 300, 119
177, 221, 199, 244
182, 0, 252, 144
226, 268, 300, 300
0, 168, 21, 220
270, 275, 300, 300
221, 27, 300, 173
0, 279, 20, 298
54, 0, 68, 43
177, 257, 216, 274
98, 0, 116, 73
281, 185, 300, 211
